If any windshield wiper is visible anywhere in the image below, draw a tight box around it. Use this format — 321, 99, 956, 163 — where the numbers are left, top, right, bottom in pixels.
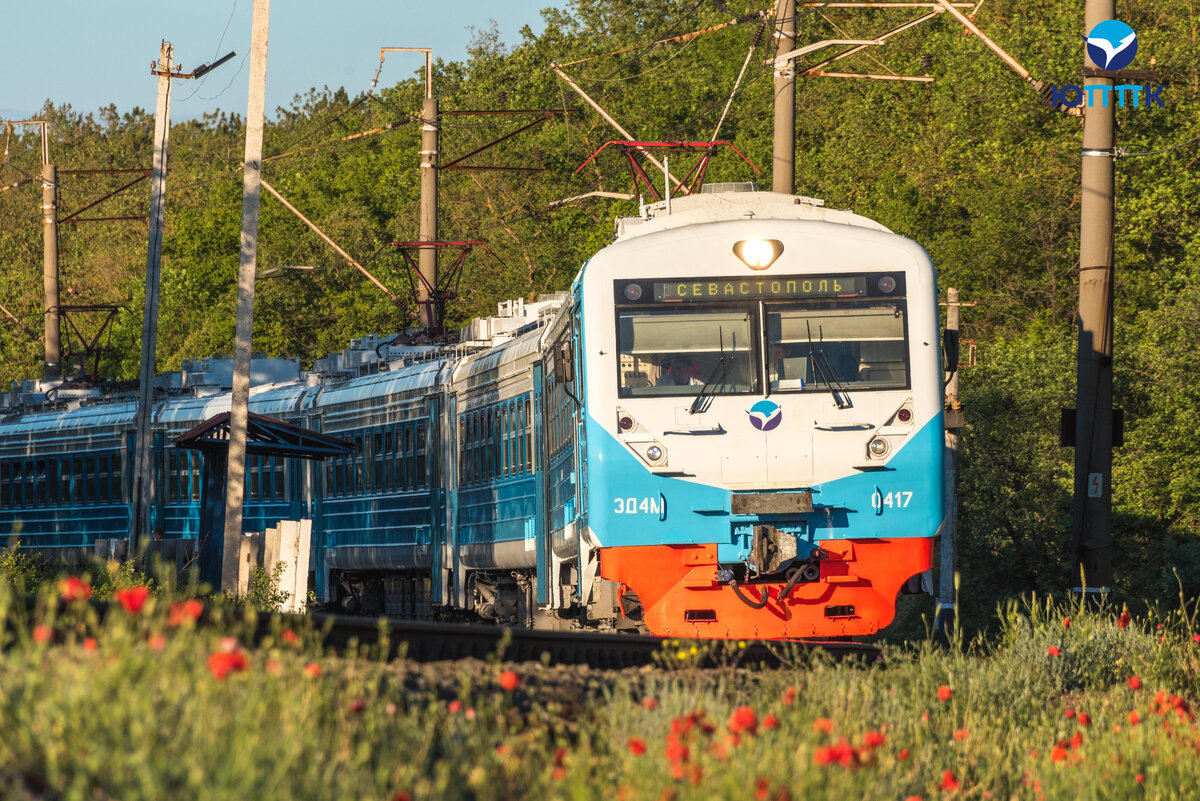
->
806, 321, 851, 409
689, 327, 729, 414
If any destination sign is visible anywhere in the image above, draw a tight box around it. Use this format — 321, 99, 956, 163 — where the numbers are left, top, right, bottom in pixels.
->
615, 274, 904, 305
655, 276, 866, 302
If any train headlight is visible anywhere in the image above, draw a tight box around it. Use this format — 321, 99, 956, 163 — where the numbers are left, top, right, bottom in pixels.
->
645, 445, 664, 463
868, 438, 889, 458
623, 283, 644, 301
877, 275, 897, 294
733, 239, 783, 270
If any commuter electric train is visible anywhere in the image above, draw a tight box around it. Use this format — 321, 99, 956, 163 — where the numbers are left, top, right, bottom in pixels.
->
0, 188, 945, 639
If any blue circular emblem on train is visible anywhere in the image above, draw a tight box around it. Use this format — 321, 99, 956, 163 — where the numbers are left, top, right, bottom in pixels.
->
1085, 20, 1138, 71
747, 400, 782, 431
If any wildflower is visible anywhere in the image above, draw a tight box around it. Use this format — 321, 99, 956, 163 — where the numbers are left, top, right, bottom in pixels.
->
1078, 712, 1092, 726
266, 659, 281, 675
938, 770, 961, 791
303, 662, 321, 678
1063, 617, 1070, 628
813, 717, 834, 733
1117, 610, 1131, 629
728, 706, 758, 735
905, 797, 923, 801
937, 685, 954, 702
1064, 708, 1076, 719
207, 650, 249, 680
390, 792, 413, 801
495, 744, 510, 757
782, 686, 797, 705
756, 778, 770, 801
147, 634, 166, 652
628, 737, 647, 756
897, 749, 910, 761
1047, 646, 1061, 656
1128, 711, 1140, 725
1127, 676, 1142, 691
498, 670, 520, 691
448, 700, 462, 714
1070, 731, 1083, 749
32, 625, 52, 644
59, 576, 92, 603
281, 628, 299, 645
1050, 744, 1069, 762
348, 698, 367, 715
114, 585, 151, 615
953, 728, 969, 741
762, 714, 779, 730
1135, 773, 1145, 784
642, 697, 659, 710
665, 740, 689, 763
813, 739, 858, 770
465, 707, 476, 720
82, 637, 97, 652
1193, 634, 1200, 643
168, 599, 203, 627
862, 730, 886, 749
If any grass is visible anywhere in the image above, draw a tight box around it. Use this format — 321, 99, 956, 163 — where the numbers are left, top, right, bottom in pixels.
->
2, 562, 1200, 800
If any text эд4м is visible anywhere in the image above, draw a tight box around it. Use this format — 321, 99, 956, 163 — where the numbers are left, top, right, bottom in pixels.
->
1048, 18, 1166, 110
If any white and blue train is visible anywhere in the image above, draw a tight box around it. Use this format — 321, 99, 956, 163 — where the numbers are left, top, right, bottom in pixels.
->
1, 188, 944, 638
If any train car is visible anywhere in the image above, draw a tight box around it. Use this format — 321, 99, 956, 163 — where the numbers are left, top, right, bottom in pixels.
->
0, 187, 943, 640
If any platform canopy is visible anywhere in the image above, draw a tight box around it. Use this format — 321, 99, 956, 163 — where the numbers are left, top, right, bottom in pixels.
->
174, 412, 354, 460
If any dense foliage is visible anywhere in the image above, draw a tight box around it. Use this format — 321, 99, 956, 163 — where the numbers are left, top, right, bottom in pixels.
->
2, 0, 1198, 627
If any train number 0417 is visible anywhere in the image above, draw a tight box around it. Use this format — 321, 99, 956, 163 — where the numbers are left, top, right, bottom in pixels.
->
871, 490, 913, 509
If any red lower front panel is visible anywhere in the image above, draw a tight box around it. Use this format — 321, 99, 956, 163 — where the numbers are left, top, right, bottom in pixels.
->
599, 538, 933, 639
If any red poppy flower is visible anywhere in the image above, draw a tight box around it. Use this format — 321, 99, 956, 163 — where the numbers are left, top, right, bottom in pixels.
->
1047, 646, 1061, 656
938, 770, 961, 790
1135, 773, 1145, 784
762, 714, 779, 730
937, 685, 953, 702
782, 686, 797, 705
147, 634, 166, 652
665, 741, 689, 763
628, 737, 647, 756
1127, 676, 1142, 690
114, 585, 151, 615
82, 637, 97, 652
1070, 731, 1083, 749
1078, 712, 1092, 726
498, 670, 520, 691
813, 717, 834, 733
897, 749, 910, 761
303, 662, 321, 678
953, 728, 969, 741
728, 706, 758, 735
1063, 617, 1070, 628
207, 650, 249, 680
862, 730, 886, 749
1117, 610, 1131, 629
448, 700, 462, 714
58, 576, 92, 603
168, 599, 203, 627
642, 697, 659, 710
32, 625, 52, 644
905, 797, 923, 801
281, 628, 299, 645
1050, 745, 1068, 762
348, 698, 367, 715
1128, 711, 1140, 725
756, 778, 770, 801
390, 792, 413, 801
1064, 708, 1076, 719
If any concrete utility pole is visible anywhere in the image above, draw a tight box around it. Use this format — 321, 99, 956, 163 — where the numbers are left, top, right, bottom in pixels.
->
419, 82, 438, 330
936, 288, 967, 636
223, 0, 270, 593
1071, 0, 1116, 594
42, 159, 60, 380
772, 0, 796, 194
130, 40, 174, 554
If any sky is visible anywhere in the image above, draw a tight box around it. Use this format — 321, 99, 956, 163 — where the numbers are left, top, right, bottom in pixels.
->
0, 0, 556, 121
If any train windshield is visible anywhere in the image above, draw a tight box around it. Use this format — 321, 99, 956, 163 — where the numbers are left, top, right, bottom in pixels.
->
766, 301, 909, 392
617, 307, 760, 396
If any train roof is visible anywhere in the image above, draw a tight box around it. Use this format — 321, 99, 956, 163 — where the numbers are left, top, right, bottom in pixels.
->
612, 191, 892, 242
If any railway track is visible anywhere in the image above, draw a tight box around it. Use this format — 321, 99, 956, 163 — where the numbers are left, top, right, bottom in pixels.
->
16, 594, 881, 669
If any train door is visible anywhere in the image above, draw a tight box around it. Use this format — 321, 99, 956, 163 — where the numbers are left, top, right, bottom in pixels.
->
427, 392, 448, 605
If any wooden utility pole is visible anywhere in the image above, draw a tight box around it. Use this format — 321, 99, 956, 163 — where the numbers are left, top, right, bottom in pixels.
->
223, 0, 271, 594
42, 158, 60, 380
1072, 0, 1116, 595
772, 0, 796, 193
129, 40, 174, 554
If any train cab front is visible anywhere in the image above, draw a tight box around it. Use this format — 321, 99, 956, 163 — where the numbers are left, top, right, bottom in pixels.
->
581, 219, 944, 640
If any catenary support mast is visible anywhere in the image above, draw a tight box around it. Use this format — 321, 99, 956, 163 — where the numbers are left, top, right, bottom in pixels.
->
772, 0, 797, 193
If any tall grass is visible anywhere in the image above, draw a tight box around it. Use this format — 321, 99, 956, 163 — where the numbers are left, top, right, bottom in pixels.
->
2, 567, 1199, 800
